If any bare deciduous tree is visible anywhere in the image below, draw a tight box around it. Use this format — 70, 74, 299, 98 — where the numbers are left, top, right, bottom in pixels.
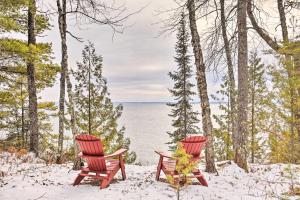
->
187, 0, 217, 173
247, 0, 300, 149
220, 0, 237, 151
235, 0, 248, 171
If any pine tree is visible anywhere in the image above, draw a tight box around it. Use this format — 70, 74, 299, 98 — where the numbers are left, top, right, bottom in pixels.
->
187, 0, 217, 173
167, 13, 200, 151
248, 51, 268, 163
211, 77, 234, 161
0, 0, 59, 152
268, 41, 300, 163
71, 42, 136, 163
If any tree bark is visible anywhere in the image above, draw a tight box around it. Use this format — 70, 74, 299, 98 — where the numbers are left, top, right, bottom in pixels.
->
235, 0, 249, 171
248, 0, 300, 143
57, 0, 80, 168
21, 83, 25, 148
277, 0, 300, 145
27, 0, 39, 156
187, 0, 216, 173
57, 0, 67, 164
277, 0, 288, 43
88, 48, 91, 135
66, 69, 81, 169
220, 0, 237, 152
247, 0, 280, 51
250, 62, 255, 163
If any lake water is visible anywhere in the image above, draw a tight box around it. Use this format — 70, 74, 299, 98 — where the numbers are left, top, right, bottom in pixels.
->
31, 102, 223, 165
118, 102, 221, 165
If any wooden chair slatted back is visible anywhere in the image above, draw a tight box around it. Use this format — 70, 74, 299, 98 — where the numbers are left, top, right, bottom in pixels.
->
76, 134, 107, 172
180, 135, 207, 158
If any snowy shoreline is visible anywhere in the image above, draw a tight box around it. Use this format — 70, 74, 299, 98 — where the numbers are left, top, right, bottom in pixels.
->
0, 153, 299, 200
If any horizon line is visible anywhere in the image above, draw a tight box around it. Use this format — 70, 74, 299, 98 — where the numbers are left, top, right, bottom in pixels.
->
113, 101, 226, 104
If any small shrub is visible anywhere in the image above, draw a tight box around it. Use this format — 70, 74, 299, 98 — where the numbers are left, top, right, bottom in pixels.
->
16, 149, 28, 158
282, 164, 300, 197
39, 149, 55, 165
167, 143, 198, 200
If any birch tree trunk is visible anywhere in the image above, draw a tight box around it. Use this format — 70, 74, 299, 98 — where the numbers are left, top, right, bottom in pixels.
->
220, 0, 237, 151
187, 0, 216, 173
57, 0, 67, 163
235, 0, 249, 171
66, 70, 80, 169
57, 0, 79, 167
27, 0, 39, 156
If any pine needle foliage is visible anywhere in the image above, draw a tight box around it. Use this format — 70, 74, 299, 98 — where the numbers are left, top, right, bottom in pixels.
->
167, 12, 200, 151
71, 42, 136, 163
248, 51, 269, 163
211, 77, 234, 161
0, 0, 58, 151
267, 41, 300, 163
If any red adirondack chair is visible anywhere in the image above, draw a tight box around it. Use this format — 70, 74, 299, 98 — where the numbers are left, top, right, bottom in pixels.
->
155, 135, 208, 186
73, 134, 127, 189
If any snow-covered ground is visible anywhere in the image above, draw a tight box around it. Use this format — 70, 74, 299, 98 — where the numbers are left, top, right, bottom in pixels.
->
0, 152, 299, 200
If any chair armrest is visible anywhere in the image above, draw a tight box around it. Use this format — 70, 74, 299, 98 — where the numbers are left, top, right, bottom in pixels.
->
154, 150, 173, 159
104, 148, 127, 159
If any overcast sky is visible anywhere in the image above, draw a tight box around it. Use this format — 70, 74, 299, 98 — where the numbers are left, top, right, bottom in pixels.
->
38, 0, 297, 102
38, 0, 224, 102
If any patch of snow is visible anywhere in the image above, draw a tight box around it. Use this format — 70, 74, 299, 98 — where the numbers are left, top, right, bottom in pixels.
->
0, 152, 299, 200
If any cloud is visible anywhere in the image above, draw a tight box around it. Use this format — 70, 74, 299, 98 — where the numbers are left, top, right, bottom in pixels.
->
40, 0, 223, 102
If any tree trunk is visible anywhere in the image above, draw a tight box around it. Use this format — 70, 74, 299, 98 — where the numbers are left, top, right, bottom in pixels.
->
220, 0, 237, 152
247, 0, 280, 51
277, 0, 288, 43
66, 70, 81, 169
250, 63, 255, 163
187, 0, 216, 173
21, 83, 25, 148
294, 56, 300, 142
15, 109, 20, 147
277, 0, 300, 147
27, 0, 39, 156
183, 37, 187, 138
57, 0, 67, 164
235, 0, 248, 171
57, 0, 80, 168
88, 48, 91, 135
248, 0, 300, 147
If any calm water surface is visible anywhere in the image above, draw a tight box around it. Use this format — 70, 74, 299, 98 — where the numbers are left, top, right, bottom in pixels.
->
118, 103, 221, 165
42, 102, 222, 165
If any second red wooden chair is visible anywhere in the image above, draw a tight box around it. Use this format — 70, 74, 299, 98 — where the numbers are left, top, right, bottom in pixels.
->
155, 135, 208, 186
73, 134, 127, 189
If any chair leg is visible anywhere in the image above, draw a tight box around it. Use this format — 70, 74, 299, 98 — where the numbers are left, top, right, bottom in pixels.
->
100, 178, 110, 189
73, 174, 85, 186
100, 168, 119, 189
193, 170, 208, 187
73, 170, 88, 186
119, 156, 126, 180
156, 157, 163, 181
198, 176, 208, 187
